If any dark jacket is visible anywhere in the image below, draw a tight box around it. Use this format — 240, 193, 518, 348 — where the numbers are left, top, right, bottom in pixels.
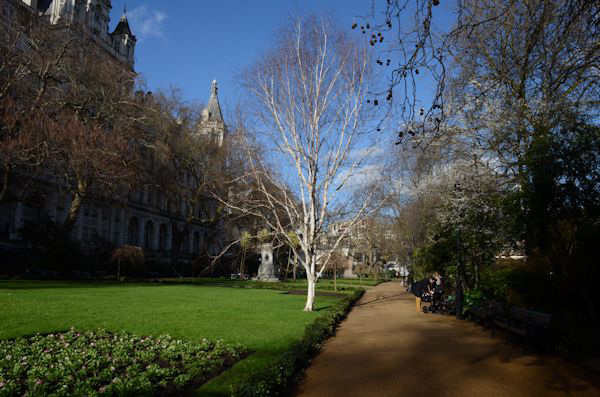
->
410, 278, 431, 297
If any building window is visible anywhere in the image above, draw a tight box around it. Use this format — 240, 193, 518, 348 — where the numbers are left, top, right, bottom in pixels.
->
82, 227, 90, 241
182, 231, 190, 253
127, 217, 139, 245
148, 190, 155, 207
159, 224, 168, 250
193, 232, 200, 254
144, 220, 154, 249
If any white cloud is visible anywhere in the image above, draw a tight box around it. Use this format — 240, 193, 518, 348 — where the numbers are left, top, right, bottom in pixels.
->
126, 6, 167, 43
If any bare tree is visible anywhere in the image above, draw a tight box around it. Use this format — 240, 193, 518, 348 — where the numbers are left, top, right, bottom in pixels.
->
50, 112, 137, 238
140, 89, 233, 267
0, 9, 75, 202
359, 0, 599, 148
232, 14, 386, 311
0, 98, 50, 202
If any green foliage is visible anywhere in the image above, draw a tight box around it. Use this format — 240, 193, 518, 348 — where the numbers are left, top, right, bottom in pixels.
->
412, 227, 454, 280
257, 229, 270, 243
0, 328, 242, 396
0, 281, 343, 395
240, 231, 253, 250
463, 288, 485, 313
285, 231, 300, 249
231, 289, 365, 396
520, 122, 600, 323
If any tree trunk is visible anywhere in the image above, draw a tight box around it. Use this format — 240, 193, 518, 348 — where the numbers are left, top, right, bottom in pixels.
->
117, 259, 121, 281
333, 260, 337, 292
240, 249, 246, 280
293, 257, 297, 281
0, 166, 10, 203
284, 246, 291, 282
304, 275, 316, 312
61, 185, 86, 238
474, 257, 480, 289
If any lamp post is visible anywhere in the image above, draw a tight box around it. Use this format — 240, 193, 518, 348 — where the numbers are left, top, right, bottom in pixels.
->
454, 180, 464, 320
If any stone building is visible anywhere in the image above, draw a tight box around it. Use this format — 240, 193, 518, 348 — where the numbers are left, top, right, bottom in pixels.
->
0, 0, 229, 272
2, 0, 136, 68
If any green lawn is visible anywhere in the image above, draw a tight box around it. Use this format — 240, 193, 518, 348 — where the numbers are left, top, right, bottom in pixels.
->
0, 281, 342, 395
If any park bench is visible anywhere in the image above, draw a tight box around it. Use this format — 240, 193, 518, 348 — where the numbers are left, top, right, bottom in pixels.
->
230, 273, 249, 280
493, 306, 552, 351
470, 301, 504, 329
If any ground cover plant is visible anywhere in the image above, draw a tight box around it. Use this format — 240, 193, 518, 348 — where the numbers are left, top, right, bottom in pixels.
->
0, 281, 344, 395
0, 328, 242, 396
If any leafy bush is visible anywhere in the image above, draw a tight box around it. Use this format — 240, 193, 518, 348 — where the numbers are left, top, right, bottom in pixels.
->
231, 288, 365, 396
0, 328, 243, 396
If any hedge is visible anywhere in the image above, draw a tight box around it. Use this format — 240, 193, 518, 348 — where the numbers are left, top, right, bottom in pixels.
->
231, 288, 365, 396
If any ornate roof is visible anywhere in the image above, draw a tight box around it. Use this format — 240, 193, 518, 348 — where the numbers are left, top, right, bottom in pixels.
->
206, 79, 223, 122
112, 9, 135, 39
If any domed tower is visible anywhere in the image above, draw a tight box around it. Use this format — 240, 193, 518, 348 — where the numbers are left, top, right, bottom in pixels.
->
197, 80, 226, 147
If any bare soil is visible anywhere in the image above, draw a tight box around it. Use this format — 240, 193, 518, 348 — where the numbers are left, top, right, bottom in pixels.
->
294, 281, 600, 397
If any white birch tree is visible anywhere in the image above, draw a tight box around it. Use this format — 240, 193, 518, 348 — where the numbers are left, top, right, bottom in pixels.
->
233, 14, 386, 311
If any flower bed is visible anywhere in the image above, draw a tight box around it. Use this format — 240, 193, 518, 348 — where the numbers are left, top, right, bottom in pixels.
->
0, 328, 243, 396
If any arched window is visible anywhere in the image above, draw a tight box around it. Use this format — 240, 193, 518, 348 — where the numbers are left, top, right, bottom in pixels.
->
182, 230, 190, 253
159, 224, 168, 251
193, 232, 200, 254
127, 217, 139, 245
144, 220, 154, 249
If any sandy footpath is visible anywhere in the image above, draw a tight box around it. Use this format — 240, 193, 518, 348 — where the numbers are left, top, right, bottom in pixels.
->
294, 281, 600, 397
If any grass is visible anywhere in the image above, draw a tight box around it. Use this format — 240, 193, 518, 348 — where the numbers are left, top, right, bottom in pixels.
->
0, 280, 344, 395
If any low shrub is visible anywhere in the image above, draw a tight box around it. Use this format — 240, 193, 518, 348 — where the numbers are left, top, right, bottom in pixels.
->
231, 288, 365, 396
0, 328, 243, 396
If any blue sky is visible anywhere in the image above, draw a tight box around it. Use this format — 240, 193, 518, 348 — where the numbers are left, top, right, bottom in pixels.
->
108, 0, 371, 110
108, 1, 457, 115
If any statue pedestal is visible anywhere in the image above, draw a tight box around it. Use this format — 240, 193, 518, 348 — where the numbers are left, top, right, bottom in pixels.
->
253, 243, 279, 282
343, 256, 357, 278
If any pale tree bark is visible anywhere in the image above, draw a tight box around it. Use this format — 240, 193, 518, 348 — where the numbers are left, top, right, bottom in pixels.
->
223, 14, 390, 311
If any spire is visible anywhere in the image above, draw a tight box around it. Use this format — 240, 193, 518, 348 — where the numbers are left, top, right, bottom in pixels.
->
197, 80, 227, 147
112, 7, 134, 38
210, 79, 218, 98
206, 80, 223, 122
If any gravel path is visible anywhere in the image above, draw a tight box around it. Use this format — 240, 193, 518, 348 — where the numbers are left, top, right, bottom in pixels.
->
294, 281, 600, 397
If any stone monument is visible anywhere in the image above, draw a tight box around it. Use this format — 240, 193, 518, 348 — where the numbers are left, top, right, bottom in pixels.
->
343, 256, 357, 278
254, 243, 279, 282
